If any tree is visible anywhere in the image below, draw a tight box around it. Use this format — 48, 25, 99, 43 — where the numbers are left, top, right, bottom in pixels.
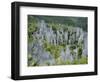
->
28, 16, 38, 42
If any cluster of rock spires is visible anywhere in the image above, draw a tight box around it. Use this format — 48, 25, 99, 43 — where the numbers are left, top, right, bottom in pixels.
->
28, 20, 88, 66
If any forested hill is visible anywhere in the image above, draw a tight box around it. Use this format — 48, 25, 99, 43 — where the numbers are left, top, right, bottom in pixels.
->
28, 15, 88, 32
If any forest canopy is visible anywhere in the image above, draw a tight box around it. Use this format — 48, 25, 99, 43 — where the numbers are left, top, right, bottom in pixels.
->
28, 15, 88, 32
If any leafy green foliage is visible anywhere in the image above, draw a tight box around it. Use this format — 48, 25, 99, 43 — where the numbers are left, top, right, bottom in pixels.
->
72, 59, 79, 64
65, 59, 71, 64
28, 54, 39, 66
55, 57, 64, 65
79, 56, 88, 64
78, 47, 82, 58
31, 15, 87, 31
70, 45, 76, 50
28, 16, 38, 42
28, 15, 88, 66
28, 54, 32, 61
43, 40, 62, 59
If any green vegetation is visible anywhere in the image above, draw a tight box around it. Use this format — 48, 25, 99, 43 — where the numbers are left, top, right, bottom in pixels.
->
43, 40, 62, 59
78, 47, 82, 58
33, 15, 88, 31
28, 54, 38, 66
79, 56, 88, 64
28, 16, 38, 42
28, 15, 88, 66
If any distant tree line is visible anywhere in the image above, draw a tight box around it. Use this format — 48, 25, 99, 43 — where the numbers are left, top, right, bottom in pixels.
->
28, 15, 88, 32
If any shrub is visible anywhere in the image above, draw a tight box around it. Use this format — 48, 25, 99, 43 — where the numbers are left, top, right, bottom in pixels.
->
56, 57, 64, 65
78, 47, 82, 58
65, 59, 71, 64
79, 56, 88, 64
28, 54, 32, 61
72, 59, 79, 64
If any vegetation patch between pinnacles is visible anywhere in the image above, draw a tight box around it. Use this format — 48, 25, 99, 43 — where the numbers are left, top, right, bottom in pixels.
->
28, 15, 88, 66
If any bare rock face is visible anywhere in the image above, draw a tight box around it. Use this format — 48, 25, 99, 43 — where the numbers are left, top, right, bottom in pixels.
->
82, 32, 88, 56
